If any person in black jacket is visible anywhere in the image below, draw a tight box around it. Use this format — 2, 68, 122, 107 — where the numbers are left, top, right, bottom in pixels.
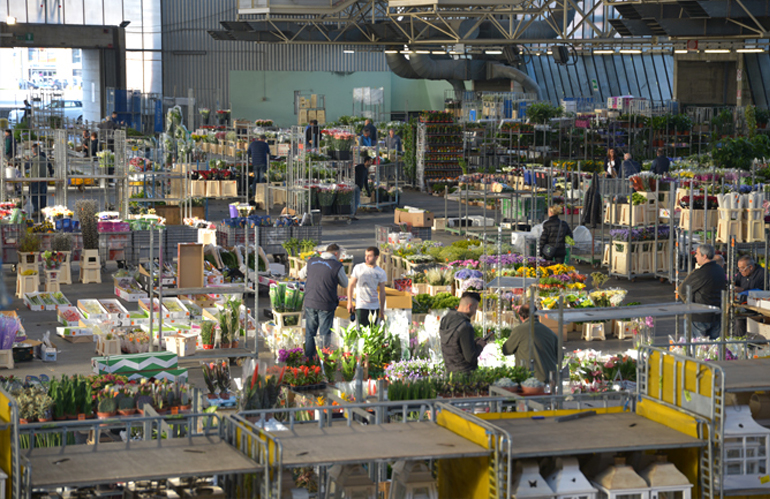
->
676, 244, 726, 339
620, 153, 641, 178
439, 292, 485, 373
353, 155, 373, 220
734, 255, 766, 336
539, 205, 573, 262
651, 148, 670, 175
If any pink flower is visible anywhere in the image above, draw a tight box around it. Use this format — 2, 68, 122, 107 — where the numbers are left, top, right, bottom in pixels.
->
604, 360, 616, 368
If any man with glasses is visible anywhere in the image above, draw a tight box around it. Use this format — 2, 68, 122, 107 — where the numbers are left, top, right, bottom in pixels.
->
734, 255, 766, 336
676, 244, 726, 340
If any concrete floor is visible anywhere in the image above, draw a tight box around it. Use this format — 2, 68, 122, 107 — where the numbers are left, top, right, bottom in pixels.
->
4, 187, 682, 382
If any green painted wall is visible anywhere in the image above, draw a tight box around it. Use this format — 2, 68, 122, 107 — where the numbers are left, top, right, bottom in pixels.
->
230, 70, 452, 127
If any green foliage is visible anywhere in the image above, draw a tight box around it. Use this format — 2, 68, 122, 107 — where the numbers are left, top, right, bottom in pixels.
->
431, 292, 460, 310
200, 321, 215, 346
402, 118, 418, 183
526, 102, 563, 124
746, 105, 757, 140
712, 135, 770, 170
756, 108, 770, 127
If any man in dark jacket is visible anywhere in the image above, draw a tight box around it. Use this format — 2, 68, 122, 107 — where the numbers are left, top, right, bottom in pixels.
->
676, 243, 726, 339
620, 153, 641, 178
650, 148, 670, 175
27, 144, 54, 214
439, 292, 485, 373
734, 255, 766, 336
305, 120, 320, 148
353, 155, 373, 220
539, 205, 573, 261
247, 135, 271, 196
298, 243, 349, 358
363, 119, 377, 141
502, 304, 558, 383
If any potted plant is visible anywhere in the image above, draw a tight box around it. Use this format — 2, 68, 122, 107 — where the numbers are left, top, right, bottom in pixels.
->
96, 390, 118, 419
48, 378, 67, 420
241, 363, 285, 411
217, 299, 242, 349
18, 232, 41, 267
200, 321, 216, 349
117, 388, 136, 416
521, 377, 546, 395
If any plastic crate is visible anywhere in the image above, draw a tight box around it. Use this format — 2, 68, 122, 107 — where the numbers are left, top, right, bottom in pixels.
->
292, 226, 323, 243
500, 197, 546, 221
217, 225, 247, 248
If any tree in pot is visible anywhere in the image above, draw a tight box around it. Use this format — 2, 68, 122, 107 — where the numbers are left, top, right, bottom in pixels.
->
76, 199, 101, 283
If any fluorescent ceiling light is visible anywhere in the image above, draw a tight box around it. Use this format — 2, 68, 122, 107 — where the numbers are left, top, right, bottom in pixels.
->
674, 49, 688, 54
399, 50, 413, 54
737, 48, 764, 53
535, 52, 542, 56
546, 50, 553, 54
415, 50, 431, 54
384, 50, 397, 54
6, 16, 16, 25
593, 49, 614, 54
343, 49, 354, 54
432, 50, 445, 55
704, 49, 730, 53
485, 50, 503, 55
619, 49, 642, 54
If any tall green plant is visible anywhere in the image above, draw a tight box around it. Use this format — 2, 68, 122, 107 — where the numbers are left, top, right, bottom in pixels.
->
402, 118, 418, 184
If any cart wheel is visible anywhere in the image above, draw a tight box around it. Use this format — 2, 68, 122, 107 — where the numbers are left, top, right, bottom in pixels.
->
659, 278, 667, 284
347, 218, 353, 225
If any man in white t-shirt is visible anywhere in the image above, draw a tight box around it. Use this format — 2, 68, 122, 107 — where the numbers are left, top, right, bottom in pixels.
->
347, 246, 388, 327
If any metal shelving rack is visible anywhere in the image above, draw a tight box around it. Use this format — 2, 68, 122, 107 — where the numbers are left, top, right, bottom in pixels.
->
146, 225, 260, 359
416, 120, 463, 192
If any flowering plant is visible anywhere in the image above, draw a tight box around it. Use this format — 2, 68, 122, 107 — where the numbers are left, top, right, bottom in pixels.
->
255, 119, 274, 127
454, 269, 483, 280
199, 108, 210, 119
385, 359, 444, 382
41, 250, 64, 270
679, 195, 718, 209
283, 365, 325, 386
278, 347, 307, 367
322, 129, 356, 150
460, 277, 484, 293
216, 109, 231, 116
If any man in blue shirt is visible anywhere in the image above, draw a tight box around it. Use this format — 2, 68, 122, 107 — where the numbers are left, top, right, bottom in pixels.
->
247, 135, 271, 196
359, 128, 374, 147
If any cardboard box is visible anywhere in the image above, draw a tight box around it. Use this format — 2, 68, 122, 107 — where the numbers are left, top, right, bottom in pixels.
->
77, 299, 109, 321
310, 94, 318, 108
57, 327, 94, 343
115, 285, 147, 302
539, 315, 575, 335
316, 110, 326, 124
23, 292, 46, 312
92, 351, 179, 375
165, 333, 197, 357
308, 110, 317, 122
162, 297, 191, 319
58, 306, 84, 327
99, 299, 129, 320
395, 209, 434, 228
385, 287, 412, 309
298, 109, 308, 125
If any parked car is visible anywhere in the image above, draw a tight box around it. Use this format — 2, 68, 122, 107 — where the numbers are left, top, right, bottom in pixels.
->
44, 100, 83, 123
7, 109, 25, 124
